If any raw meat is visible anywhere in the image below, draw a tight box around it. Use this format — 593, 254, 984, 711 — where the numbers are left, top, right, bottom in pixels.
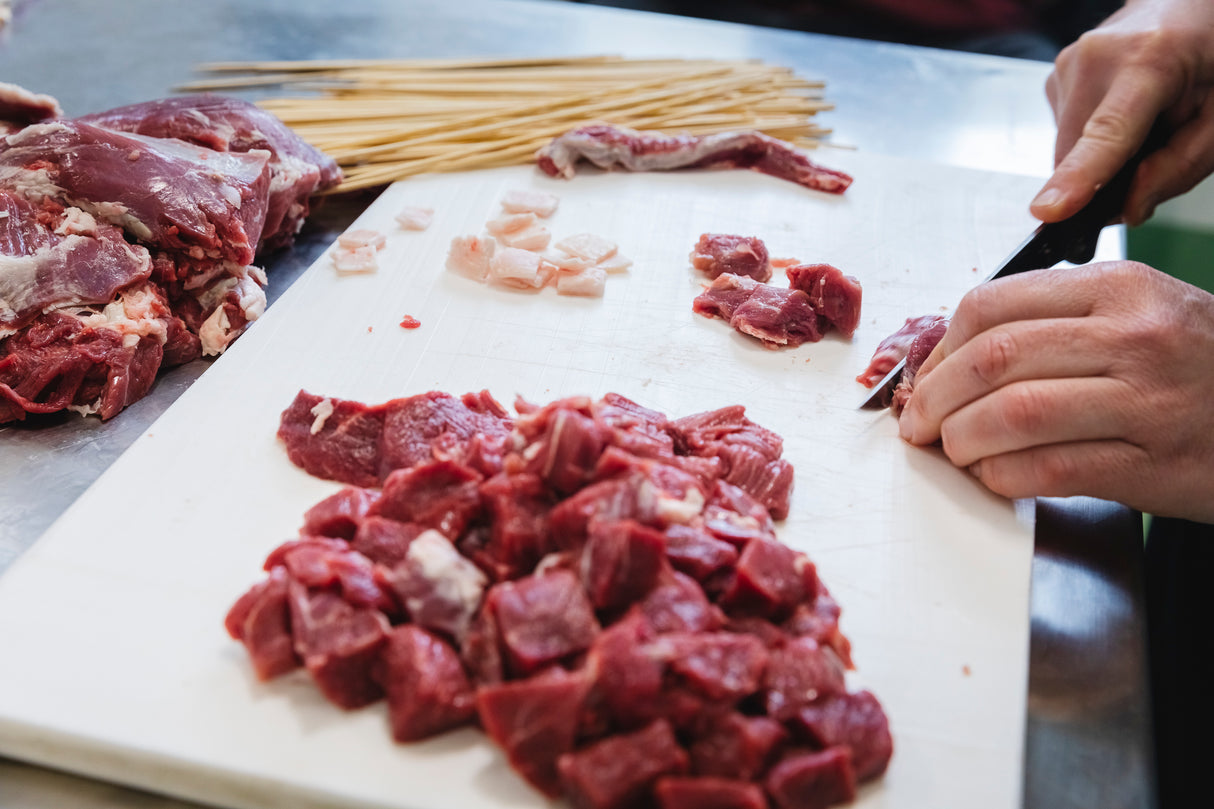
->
691, 234, 771, 282
501, 188, 559, 217
555, 233, 618, 265
556, 266, 607, 297
336, 228, 386, 251
445, 235, 495, 282
855, 314, 947, 389
693, 274, 823, 349
0, 82, 62, 132
229, 389, 892, 809
785, 263, 863, 338
537, 124, 853, 194
395, 205, 433, 231
489, 246, 546, 289
485, 211, 537, 236
78, 94, 342, 253
889, 316, 949, 416
331, 245, 378, 275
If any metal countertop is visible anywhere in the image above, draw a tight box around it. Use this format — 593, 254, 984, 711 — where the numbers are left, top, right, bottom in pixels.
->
0, 1, 1152, 807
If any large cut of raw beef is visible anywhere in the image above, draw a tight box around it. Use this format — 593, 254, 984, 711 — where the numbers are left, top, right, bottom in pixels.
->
228, 388, 892, 809
0, 87, 341, 423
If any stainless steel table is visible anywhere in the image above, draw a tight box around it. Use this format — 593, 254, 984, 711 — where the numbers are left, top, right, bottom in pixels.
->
0, 1, 1152, 807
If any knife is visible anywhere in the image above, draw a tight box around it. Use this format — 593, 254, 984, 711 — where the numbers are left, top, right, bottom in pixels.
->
858, 127, 1164, 410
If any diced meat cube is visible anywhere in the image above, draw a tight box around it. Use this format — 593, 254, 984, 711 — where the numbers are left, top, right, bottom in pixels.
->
501, 188, 559, 217
690, 234, 771, 282
374, 626, 475, 741
530, 407, 613, 494
485, 211, 538, 236
331, 245, 378, 275
584, 611, 666, 731
301, 486, 381, 540
784, 590, 854, 669
287, 580, 390, 709
557, 719, 689, 809
788, 691, 893, 782
716, 444, 795, 521
785, 263, 862, 338
489, 569, 600, 675
478, 472, 556, 577
764, 748, 856, 809
663, 525, 739, 582
350, 516, 424, 567
721, 539, 817, 619
268, 538, 395, 613
688, 712, 786, 781
371, 460, 483, 540
659, 631, 768, 701
640, 570, 721, 634
489, 245, 545, 288
763, 637, 847, 721
224, 567, 300, 680
476, 667, 593, 797
497, 223, 551, 251
581, 519, 667, 611
337, 228, 387, 251
395, 205, 434, 231
557, 266, 607, 297
446, 234, 496, 282
555, 233, 618, 264
597, 253, 632, 273
383, 529, 487, 640
548, 477, 646, 551
654, 777, 769, 809
730, 283, 822, 347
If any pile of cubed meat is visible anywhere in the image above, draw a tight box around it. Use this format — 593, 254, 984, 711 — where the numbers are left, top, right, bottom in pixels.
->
226, 388, 891, 809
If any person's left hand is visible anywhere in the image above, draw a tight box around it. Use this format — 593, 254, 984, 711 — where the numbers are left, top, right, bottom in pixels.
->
897, 260, 1214, 523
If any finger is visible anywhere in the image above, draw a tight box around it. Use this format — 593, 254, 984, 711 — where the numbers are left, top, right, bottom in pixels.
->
1031, 73, 1169, 222
968, 439, 1149, 504
1125, 101, 1214, 225
900, 318, 1114, 446
934, 376, 1133, 467
913, 266, 1103, 383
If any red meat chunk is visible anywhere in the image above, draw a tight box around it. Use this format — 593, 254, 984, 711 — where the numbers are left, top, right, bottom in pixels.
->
663, 524, 739, 582
478, 472, 556, 577
763, 637, 847, 721
224, 567, 299, 680
548, 477, 646, 551
716, 445, 794, 521
301, 486, 381, 540
278, 390, 386, 488
379, 390, 511, 479
662, 631, 769, 701
688, 712, 786, 781
489, 569, 601, 675
640, 570, 722, 634
557, 719, 690, 809
783, 591, 854, 670
690, 234, 772, 282
654, 776, 769, 809
476, 667, 593, 796
785, 263, 863, 338
581, 519, 667, 611
529, 407, 613, 494
764, 748, 856, 809
584, 610, 666, 732
856, 314, 946, 388
370, 460, 483, 540
374, 626, 476, 742
350, 516, 424, 567
266, 538, 395, 613
287, 581, 390, 709
788, 691, 893, 782
721, 539, 817, 619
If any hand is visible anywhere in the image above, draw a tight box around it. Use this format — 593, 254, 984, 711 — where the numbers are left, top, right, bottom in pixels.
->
898, 261, 1214, 523
1031, 0, 1214, 226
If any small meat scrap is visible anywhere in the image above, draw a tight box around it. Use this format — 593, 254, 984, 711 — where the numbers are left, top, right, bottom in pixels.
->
555, 232, 618, 265
399, 315, 421, 329
691, 234, 771, 282
497, 223, 552, 251
537, 124, 853, 194
331, 245, 378, 275
785, 263, 862, 338
233, 389, 892, 809
889, 316, 949, 416
337, 228, 386, 251
445, 235, 495, 282
486, 211, 538, 237
489, 246, 547, 289
556, 265, 607, 297
501, 188, 560, 218
694, 274, 822, 349
395, 205, 434, 231
855, 314, 947, 389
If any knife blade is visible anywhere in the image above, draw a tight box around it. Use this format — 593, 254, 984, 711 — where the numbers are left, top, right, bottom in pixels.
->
858, 126, 1163, 411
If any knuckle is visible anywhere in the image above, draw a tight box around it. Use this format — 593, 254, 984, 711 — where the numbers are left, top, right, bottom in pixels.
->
1080, 110, 1135, 149
970, 330, 1017, 388
1029, 450, 1080, 493
999, 385, 1049, 438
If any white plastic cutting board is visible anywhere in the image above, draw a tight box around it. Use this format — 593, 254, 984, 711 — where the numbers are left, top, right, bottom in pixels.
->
0, 152, 1042, 809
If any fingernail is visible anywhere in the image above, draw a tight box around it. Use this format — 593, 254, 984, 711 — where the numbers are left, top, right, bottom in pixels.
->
1031, 187, 1062, 211
898, 409, 917, 442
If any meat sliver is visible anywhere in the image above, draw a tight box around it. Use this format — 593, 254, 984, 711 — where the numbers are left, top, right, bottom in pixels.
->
395, 205, 434, 231
500, 188, 560, 217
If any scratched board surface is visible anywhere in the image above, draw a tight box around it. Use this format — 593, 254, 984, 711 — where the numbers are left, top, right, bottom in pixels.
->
0, 152, 1038, 809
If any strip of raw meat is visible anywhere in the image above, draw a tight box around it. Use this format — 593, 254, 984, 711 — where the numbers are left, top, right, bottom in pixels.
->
0, 120, 272, 265
785, 263, 862, 338
1, 191, 151, 337
78, 94, 342, 252
0, 82, 62, 131
855, 314, 947, 388
537, 124, 853, 194
889, 316, 949, 416
690, 234, 771, 282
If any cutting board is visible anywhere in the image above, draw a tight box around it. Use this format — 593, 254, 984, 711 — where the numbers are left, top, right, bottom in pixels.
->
0, 151, 1041, 809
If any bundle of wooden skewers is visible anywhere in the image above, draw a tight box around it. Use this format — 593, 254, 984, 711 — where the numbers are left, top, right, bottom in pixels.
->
183, 56, 836, 192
